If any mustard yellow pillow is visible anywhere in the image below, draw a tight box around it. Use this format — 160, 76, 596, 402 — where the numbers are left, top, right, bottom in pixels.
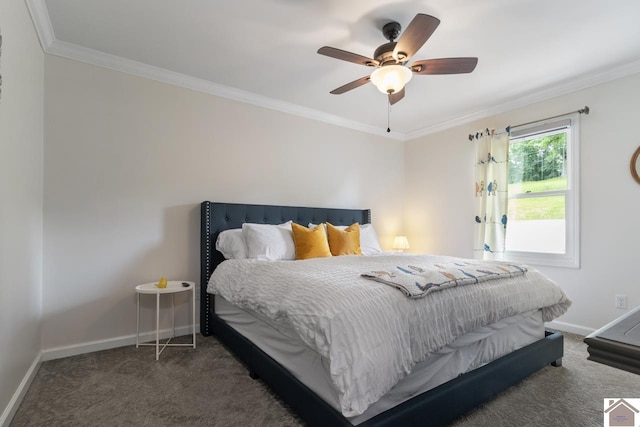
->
291, 223, 332, 260
327, 222, 362, 256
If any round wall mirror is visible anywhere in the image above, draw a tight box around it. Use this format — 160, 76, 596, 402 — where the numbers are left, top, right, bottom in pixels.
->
631, 146, 640, 185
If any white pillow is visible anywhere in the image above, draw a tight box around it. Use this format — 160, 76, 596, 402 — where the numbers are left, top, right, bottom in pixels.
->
359, 223, 383, 255
308, 222, 382, 256
216, 229, 247, 259
242, 222, 295, 261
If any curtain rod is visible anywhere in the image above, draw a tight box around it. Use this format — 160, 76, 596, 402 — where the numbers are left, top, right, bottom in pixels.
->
468, 105, 590, 141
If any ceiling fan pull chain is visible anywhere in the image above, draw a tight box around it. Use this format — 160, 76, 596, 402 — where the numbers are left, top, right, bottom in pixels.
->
387, 97, 391, 133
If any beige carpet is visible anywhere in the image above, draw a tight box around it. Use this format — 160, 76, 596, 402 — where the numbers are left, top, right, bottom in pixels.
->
11, 332, 638, 426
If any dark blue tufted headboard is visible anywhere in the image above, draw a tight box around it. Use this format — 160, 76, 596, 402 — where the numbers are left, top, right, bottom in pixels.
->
200, 201, 371, 336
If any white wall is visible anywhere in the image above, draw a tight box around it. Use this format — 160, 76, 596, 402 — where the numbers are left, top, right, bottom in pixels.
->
42, 55, 405, 351
405, 72, 640, 333
0, 1, 44, 423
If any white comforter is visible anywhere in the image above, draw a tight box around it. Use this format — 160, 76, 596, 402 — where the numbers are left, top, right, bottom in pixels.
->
207, 254, 571, 417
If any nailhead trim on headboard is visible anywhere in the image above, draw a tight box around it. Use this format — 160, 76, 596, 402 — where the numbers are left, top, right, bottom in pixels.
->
203, 203, 211, 336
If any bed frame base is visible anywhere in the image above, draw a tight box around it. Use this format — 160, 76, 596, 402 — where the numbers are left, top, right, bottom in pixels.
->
212, 310, 563, 427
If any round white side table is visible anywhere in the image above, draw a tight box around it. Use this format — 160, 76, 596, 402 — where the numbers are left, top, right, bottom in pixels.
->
135, 280, 196, 360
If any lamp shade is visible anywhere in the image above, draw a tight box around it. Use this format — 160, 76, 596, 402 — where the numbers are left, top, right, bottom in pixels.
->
370, 65, 412, 94
393, 235, 410, 251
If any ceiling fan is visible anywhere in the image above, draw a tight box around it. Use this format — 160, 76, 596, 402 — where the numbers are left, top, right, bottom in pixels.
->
318, 13, 478, 106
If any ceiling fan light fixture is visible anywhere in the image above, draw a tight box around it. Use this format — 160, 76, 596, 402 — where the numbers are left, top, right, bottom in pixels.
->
370, 65, 412, 95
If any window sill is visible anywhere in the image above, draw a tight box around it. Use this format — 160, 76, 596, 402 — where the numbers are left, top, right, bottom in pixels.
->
503, 250, 579, 269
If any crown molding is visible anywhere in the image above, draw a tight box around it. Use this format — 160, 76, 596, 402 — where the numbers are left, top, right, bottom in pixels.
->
405, 59, 640, 141
25, 0, 640, 143
25, 0, 54, 50
24, 0, 404, 142
45, 39, 405, 141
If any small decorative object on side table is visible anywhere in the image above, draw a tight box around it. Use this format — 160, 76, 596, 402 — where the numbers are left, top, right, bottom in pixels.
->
135, 280, 196, 360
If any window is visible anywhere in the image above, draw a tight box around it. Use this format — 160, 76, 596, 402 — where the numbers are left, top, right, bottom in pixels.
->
504, 113, 580, 268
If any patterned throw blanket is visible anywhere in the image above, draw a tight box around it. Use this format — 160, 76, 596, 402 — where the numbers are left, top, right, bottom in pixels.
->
361, 260, 527, 298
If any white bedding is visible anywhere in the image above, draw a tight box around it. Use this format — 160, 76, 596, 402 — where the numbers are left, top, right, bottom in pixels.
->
207, 254, 571, 417
215, 296, 544, 425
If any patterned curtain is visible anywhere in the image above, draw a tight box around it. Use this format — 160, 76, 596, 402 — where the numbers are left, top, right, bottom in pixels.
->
473, 129, 509, 260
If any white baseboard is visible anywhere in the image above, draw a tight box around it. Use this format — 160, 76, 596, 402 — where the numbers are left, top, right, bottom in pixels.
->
41, 324, 199, 361
38, 320, 592, 362
0, 353, 42, 427
546, 320, 594, 337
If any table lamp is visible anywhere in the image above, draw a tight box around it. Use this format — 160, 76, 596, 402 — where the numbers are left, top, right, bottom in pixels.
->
393, 235, 410, 252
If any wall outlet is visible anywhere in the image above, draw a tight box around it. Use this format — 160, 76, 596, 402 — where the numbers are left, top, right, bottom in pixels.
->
615, 294, 628, 309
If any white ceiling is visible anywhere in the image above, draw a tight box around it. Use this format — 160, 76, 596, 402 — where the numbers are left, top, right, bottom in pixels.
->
29, 0, 640, 140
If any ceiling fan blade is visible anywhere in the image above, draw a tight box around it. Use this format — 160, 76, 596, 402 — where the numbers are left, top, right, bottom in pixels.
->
411, 57, 478, 75
393, 14, 440, 62
329, 76, 371, 94
318, 46, 379, 67
389, 87, 405, 105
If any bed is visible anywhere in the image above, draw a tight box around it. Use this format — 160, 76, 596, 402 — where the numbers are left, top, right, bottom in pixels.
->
200, 201, 568, 426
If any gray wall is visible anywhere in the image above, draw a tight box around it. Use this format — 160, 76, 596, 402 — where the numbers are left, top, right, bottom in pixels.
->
0, 1, 44, 423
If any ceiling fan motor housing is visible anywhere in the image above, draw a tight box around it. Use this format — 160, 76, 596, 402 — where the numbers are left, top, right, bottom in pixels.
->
374, 42, 399, 65
376, 22, 407, 64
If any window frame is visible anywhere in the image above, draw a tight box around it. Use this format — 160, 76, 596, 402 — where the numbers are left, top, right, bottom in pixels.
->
503, 113, 580, 269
